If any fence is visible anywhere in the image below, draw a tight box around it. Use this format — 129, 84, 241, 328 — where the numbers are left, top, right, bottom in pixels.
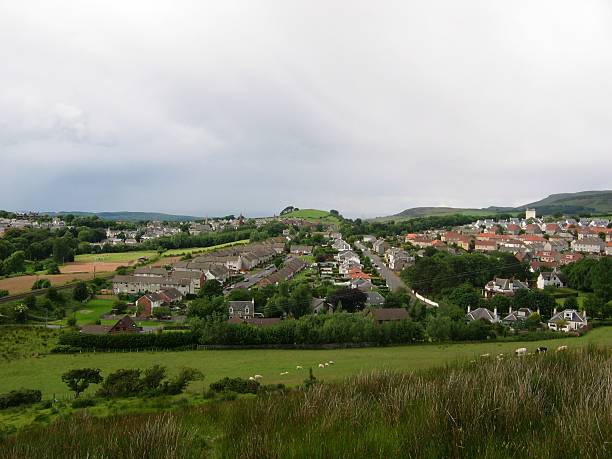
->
412, 290, 439, 308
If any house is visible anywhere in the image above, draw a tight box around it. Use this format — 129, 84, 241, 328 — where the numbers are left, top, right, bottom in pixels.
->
365, 291, 386, 306
80, 315, 143, 335
350, 278, 374, 291
385, 248, 413, 271
571, 238, 605, 254
502, 307, 534, 324
136, 292, 165, 317
559, 252, 583, 265
312, 297, 333, 314
484, 278, 529, 298
336, 250, 360, 264
348, 268, 370, 280
362, 235, 377, 243
475, 240, 497, 252
547, 309, 587, 332
466, 306, 499, 323
332, 239, 351, 252
607, 242, 612, 256
228, 299, 255, 319
373, 239, 389, 256
367, 308, 408, 324
290, 245, 313, 255
536, 271, 566, 289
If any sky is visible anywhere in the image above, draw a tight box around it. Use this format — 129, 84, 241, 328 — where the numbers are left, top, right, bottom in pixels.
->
1, 1, 611, 218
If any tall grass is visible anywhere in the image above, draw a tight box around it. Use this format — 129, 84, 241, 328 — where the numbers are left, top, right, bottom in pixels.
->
1, 347, 610, 458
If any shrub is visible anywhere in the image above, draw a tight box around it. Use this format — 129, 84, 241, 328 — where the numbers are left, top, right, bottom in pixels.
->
0, 389, 42, 409
32, 279, 51, 290
209, 377, 260, 394
0, 289, 9, 298
71, 398, 97, 409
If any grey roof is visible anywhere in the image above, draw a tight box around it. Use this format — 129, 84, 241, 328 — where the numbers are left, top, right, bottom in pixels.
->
466, 308, 498, 323
365, 291, 385, 305
502, 308, 533, 322
548, 309, 587, 324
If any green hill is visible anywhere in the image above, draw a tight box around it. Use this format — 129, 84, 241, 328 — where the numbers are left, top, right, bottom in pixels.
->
376, 190, 612, 220
280, 209, 341, 224
45, 211, 201, 222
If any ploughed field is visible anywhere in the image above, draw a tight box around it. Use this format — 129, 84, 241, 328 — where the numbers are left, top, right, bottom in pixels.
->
1, 326, 610, 399
1, 345, 610, 458
0, 273, 96, 296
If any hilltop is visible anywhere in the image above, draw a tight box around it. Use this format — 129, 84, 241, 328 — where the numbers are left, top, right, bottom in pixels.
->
280, 208, 341, 224
377, 190, 612, 221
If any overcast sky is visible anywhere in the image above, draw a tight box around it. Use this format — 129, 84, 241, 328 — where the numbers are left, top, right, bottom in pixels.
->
1, 1, 611, 218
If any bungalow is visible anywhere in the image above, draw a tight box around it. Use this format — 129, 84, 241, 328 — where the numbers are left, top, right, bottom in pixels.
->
536, 271, 566, 289
80, 315, 143, 335
362, 235, 377, 243
228, 299, 255, 320
350, 278, 374, 291
365, 291, 386, 306
484, 278, 529, 298
547, 309, 587, 332
367, 308, 408, 324
607, 242, 612, 256
559, 253, 583, 265
312, 297, 334, 314
502, 307, 534, 325
466, 306, 499, 323
571, 238, 605, 254
332, 239, 351, 252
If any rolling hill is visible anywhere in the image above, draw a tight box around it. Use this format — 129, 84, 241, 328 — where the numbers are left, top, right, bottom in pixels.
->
377, 190, 612, 221
44, 211, 201, 222
280, 208, 341, 224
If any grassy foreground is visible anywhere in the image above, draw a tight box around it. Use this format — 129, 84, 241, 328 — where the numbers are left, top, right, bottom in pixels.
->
1, 347, 610, 458
1, 327, 611, 399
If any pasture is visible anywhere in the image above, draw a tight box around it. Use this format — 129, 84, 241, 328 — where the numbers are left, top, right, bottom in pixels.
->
282, 209, 341, 224
161, 240, 250, 257
1, 327, 610, 399
74, 251, 158, 264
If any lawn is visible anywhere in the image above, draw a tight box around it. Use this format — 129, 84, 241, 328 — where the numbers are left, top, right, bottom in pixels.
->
48, 298, 117, 326
75, 251, 158, 263
1, 327, 610, 399
161, 240, 249, 257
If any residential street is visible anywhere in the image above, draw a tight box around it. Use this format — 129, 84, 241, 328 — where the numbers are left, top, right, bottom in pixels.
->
356, 242, 415, 297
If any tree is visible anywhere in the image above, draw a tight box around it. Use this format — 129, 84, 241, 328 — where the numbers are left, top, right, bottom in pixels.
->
32, 279, 51, 290
525, 312, 541, 330
426, 316, 452, 341
52, 237, 75, 263
153, 306, 172, 319
288, 283, 313, 318
327, 288, 366, 313
446, 284, 481, 310
564, 296, 578, 310
3, 251, 25, 274
61, 368, 103, 398
73, 281, 89, 302
199, 280, 223, 298
113, 300, 128, 314
188, 296, 227, 319
46, 261, 61, 275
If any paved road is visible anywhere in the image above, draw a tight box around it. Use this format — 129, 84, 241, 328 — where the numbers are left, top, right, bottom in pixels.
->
356, 242, 415, 297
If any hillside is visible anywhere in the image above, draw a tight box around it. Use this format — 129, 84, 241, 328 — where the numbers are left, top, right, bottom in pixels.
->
280, 208, 341, 224
44, 211, 201, 222
377, 190, 612, 220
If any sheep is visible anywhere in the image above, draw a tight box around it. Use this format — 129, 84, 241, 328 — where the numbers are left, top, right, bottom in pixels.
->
324, 363, 329, 367
254, 374, 263, 380
556, 345, 568, 352
515, 347, 528, 356
480, 353, 490, 358
280, 371, 289, 376
248, 376, 255, 381
296, 365, 303, 370
318, 363, 325, 368
536, 347, 548, 354
328, 361, 334, 364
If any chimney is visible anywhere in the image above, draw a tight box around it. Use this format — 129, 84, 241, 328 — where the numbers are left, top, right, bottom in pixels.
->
553, 307, 557, 316
509, 306, 512, 313
467, 305, 471, 313
537, 307, 541, 316
493, 307, 498, 319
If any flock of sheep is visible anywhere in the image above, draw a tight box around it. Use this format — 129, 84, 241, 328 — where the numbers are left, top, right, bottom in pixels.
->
248, 361, 335, 381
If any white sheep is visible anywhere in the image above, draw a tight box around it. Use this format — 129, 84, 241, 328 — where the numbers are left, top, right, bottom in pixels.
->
556, 345, 568, 352
515, 347, 528, 356
254, 374, 263, 380
328, 361, 334, 364
324, 363, 329, 367
318, 363, 325, 368
248, 376, 255, 381
480, 353, 490, 358
280, 371, 289, 376
296, 365, 303, 370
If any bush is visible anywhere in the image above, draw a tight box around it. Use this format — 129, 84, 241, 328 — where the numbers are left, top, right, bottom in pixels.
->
58, 330, 199, 351
71, 398, 97, 409
0, 289, 9, 298
209, 377, 260, 394
0, 389, 42, 409
32, 279, 51, 290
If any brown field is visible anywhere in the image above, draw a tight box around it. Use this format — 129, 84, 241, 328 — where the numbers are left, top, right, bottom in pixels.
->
150, 256, 181, 267
60, 262, 126, 274
0, 273, 96, 295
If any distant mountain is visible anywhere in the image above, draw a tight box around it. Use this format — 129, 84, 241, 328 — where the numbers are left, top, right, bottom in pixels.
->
376, 190, 612, 220
44, 211, 201, 222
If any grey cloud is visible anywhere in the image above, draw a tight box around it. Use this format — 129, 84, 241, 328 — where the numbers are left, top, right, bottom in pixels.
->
0, 1, 611, 218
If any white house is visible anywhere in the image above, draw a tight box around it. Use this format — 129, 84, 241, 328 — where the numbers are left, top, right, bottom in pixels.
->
571, 238, 605, 254
332, 239, 351, 252
547, 309, 587, 332
536, 271, 566, 290
466, 306, 499, 323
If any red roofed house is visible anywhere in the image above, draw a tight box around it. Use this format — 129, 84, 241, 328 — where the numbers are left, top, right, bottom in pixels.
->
80, 315, 143, 335
349, 268, 371, 280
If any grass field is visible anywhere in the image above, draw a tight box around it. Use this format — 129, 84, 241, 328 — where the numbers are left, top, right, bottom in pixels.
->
161, 240, 250, 257
1, 327, 610, 399
282, 209, 340, 224
75, 251, 158, 263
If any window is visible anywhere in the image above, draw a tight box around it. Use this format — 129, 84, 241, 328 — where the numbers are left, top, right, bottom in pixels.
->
245, 307, 249, 314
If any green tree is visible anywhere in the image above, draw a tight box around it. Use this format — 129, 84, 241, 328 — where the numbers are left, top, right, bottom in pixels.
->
52, 237, 75, 264
73, 281, 89, 302
288, 283, 313, 318
564, 296, 578, 310
3, 251, 25, 274
61, 368, 103, 398
199, 280, 223, 298
46, 261, 61, 275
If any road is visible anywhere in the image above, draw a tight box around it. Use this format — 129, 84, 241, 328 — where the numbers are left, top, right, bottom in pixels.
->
356, 242, 415, 296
